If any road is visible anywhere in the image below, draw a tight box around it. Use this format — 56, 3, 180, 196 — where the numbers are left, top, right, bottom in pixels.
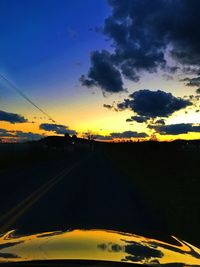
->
0, 149, 170, 240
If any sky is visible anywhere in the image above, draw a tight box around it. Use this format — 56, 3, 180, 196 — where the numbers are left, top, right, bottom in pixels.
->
0, 0, 199, 142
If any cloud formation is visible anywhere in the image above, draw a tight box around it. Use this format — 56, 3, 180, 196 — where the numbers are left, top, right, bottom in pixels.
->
181, 77, 200, 87
126, 115, 149, 123
103, 103, 119, 111
81, 0, 200, 93
107, 0, 200, 71
0, 110, 27, 124
94, 134, 113, 141
80, 50, 125, 93
14, 131, 43, 140
150, 123, 200, 135
196, 88, 200, 94
118, 89, 191, 118
154, 119, 165, 125
0, 128, 43, 141
40, 123, 77, 135
94, 130, 148, 141
103, 104, 113, 110
110, 131, 148, 138
0, 128, 13, 137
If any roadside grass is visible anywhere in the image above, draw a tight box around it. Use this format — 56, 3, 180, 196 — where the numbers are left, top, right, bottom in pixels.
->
106, 143, 200, 246
0, 148, 85, 170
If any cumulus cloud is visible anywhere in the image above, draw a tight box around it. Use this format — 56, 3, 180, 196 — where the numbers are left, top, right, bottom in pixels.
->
126, 115, 149, 123
118, 89, 191, 118
109, 0, 200, 67
0, 110, 27, 124
81, 0, 200, 94
40, 123, 76, 135
110, 131, 148, 138
80, 50, 125, 93
150, 123, 200, 135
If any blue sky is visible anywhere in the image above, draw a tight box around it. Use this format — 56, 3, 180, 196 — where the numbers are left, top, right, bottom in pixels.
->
0, 0, 199, 142
0, 0, 110, 90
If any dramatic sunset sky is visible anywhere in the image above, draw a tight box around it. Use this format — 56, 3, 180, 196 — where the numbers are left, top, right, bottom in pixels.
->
0, 0, 199, 142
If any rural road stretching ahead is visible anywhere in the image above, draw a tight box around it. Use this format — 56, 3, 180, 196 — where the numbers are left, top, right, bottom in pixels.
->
0, 149, 169, 239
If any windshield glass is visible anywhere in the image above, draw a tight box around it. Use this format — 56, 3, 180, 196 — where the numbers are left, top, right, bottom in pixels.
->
0, 0, 200, 266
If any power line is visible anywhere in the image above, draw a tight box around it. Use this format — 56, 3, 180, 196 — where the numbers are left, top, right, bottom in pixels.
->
0, 73, 56, 124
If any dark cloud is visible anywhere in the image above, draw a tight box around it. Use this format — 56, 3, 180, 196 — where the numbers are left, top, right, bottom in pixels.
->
182, 66, 200, 75
104, 6, 166, 81
154, 119, 165, 125
110, 131, 148, 138
107, 0, 200, 67
126, 115, 149, 123
0, 128, 43, 141
196, 88, 200, 94
82, 0, 200, 93
93, 131, 148, 140
103, 103, 118, 111
94, 134, 113, 141
40, 123, 76, 135
80, 50, 125, 93
120, 62, 140, 82
14, 131, 43, 141
0, 128, 13, 137
79, 75, 96, 88
103, 104, 113, 110
181, 76, 200, 87
118, 89, 191, 118
150, 123, 200, 135
0, 110, 27, 124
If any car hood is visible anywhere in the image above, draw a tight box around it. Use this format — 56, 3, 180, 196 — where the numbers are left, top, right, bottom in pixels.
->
0, 229, 200, 266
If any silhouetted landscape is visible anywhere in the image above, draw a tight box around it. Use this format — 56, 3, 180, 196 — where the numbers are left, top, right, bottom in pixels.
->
0, 136, 199, 247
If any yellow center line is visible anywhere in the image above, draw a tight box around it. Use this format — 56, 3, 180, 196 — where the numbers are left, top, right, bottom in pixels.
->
0, 158, 83, 233
0, 168, 67, 224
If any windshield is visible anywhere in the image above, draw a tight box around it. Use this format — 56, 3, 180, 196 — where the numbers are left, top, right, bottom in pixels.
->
0, 0, 200, 266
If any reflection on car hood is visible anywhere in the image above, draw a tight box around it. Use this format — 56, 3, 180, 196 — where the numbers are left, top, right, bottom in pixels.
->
0, 229, 200, 266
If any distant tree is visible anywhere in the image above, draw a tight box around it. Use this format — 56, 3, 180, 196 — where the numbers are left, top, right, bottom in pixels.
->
150, 133, 158, 142
72, 134, 77, 144
64, 133, 70, 139
72, 134, 77, 140
64, 132, 72, 144
83, 131, 95, 140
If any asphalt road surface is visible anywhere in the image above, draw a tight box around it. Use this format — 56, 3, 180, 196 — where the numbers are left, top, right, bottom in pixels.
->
0, 149, 170, 240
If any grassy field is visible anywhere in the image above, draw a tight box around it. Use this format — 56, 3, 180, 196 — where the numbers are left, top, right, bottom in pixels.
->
0, 143, 86, 170
105, 142, 200, 246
